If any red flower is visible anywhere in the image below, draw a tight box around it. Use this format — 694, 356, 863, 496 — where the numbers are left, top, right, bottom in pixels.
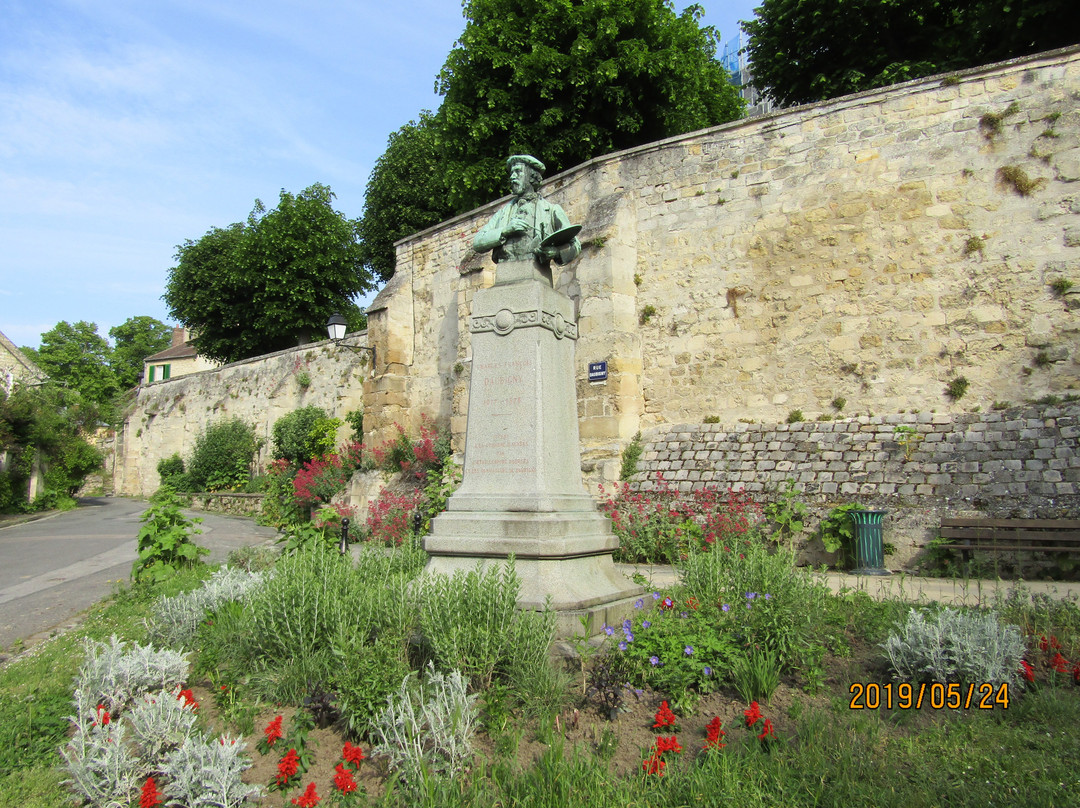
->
139, 777, 164, 808
743, 701, 763, 728
1038, 634, 1048, 652
655, 735, 683, 754
642, 751, 666, 776
95, 704, 110, 726
758, 718, 777, 741
685, 597, 699, 611
1072, 662, 1080, 684
704, 716, 726, 749
1020, 659, 1035, 682
1051, 652, 1070, 674
264, 715, 284, 748
661, 597, 675, 610
333, 763, 358, 794
177, 689, 198, 709
652, 701, 678, 729
276, 748, 300, 786
342, 740, 366, 768
291, 782, 321, 807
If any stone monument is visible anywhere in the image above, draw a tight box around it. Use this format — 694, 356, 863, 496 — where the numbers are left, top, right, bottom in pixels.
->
424, 155, 641, 634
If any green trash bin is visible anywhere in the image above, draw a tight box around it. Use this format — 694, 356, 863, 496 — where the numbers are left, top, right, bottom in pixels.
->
848, 509, 891, 576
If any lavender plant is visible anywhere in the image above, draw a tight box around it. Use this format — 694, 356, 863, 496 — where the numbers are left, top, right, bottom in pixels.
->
883, 607, 1026, 687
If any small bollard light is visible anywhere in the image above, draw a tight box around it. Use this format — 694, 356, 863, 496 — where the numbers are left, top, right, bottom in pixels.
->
339, 517, 350, 555
413, 510, 423, 538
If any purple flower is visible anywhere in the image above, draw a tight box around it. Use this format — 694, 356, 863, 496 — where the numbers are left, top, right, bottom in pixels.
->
618, 641, 628, 651
625, 633, 634, 642
680, 611, 689, 618
703, 666, 712, 677
634, 599, 645, 609
721, 603, 730, 612
764, 593, 772, 600
747, 603, 752, 609
603, 624, 614, 636
746, 592, 757, 600
652, 592, 661, 600
684, 646, 694, 656
650, 656, 660, 666
642, 620, 651, 629
623, 618, 632, 631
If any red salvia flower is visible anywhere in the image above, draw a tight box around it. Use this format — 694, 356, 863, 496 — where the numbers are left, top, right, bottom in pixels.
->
95, 704, 110, 726
291, 782, 321, 807
642, 751, 666, 776
1020, 659, 1035, 682
743, 701, 763, 728
276, 748, 300, 786
655, 735, 683, 754
1051, 652, 1070, 674
652, 700, 678, 729
333, 763, 358, 794
177, 689, 198, 709
704, 716, 726, 749
758, 718, 777, 741
139, 777, 164, 808
264, 715, 284, 747
1038, 634, 1049, 652
342, 740, 366, 768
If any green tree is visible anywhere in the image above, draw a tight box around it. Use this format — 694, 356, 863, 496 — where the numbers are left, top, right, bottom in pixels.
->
184, 417, 260, 492
356, 0, 744, 279
743, 0, 1075, 107
32, 321, 119, 405
164, 184, 372, 364
109, 316, 172, 390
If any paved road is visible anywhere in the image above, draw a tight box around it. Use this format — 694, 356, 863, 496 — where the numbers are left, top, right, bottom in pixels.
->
0, 497, 278, 653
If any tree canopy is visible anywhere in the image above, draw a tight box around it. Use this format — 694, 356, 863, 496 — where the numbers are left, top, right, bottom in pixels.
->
31, 320, 119, 405
356, 0, 745, 280
164, 184, 372, 364
743, 0, 1077, 107
109, 316, 173, 390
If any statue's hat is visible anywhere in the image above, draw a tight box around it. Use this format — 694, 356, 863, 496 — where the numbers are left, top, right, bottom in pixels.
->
507, 154, 545, 173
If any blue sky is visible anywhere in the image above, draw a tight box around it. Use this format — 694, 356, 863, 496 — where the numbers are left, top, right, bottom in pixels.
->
1, 0, 758, 349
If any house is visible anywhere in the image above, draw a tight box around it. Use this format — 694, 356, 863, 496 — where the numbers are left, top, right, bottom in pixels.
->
142, 327, 217, 384
0, 329, 46, 394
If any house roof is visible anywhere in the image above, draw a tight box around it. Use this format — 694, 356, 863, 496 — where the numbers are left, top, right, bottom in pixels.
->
144, 342, 199, 362
0, 329, 46, 380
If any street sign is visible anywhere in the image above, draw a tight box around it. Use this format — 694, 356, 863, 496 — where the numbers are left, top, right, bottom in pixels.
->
588, 361, 608, 382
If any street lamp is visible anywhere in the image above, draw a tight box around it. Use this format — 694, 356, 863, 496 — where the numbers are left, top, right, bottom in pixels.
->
327, 313, 376, 373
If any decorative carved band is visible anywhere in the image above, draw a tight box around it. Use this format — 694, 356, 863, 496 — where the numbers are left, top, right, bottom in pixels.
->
470, 307, 578, 340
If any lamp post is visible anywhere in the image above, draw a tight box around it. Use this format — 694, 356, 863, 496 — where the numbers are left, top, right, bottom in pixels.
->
327, 313, 376, 372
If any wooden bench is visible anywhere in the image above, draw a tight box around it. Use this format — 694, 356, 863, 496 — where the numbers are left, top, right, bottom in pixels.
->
939, 518, 1080, 570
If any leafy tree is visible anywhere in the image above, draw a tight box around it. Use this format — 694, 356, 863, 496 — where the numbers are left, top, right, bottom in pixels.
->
357, 0, 744, 278
109, 316, 172, 390
272, 406, 342, 466
356, 112, 449, 284
32, 321, 118, 405
743, 0, 1076, 107
164, 184, 372, 364
0, 383, 103, 512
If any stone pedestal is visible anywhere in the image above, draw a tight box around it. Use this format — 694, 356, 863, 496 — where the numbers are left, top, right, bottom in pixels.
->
425, 263, 641, 634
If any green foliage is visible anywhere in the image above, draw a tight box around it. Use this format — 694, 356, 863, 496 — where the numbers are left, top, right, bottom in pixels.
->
344, 408, 364, 442
156, 453, 186, 489
184, 417, 259, 492
786, 409, 804, 423
998, 164, 1046, 196
830, 396, 846, 412
619, 431, 643, 481
731, 646, 782, 703
271, 406, 340, 466
33, 320, 119, 405
639, 304, 657, 325
892, 425, 924, 460
945, 375, 970, 401
763, 478, 808, 539
108, 316, 172, 390
0, 383, 103, 512
356, 0, 744, 279
1050, 277, 1074, 297
164, 184, 372, 364
744, 0, 1075, 106
818, 503, 861, 565
133, 487, 207, 584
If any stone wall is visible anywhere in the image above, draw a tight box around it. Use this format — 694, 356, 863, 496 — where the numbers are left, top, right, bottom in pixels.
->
116, 335, 371, 498
632, 401, 1080, 566
368, 46, 1080, 487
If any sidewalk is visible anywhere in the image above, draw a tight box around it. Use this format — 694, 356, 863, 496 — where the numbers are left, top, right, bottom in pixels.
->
615, 563, 1080, 607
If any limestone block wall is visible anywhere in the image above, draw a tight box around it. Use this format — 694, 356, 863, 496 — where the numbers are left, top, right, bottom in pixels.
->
368, 47, 1080, 488
117, 336, 371, 498
633, 401, 1080, 567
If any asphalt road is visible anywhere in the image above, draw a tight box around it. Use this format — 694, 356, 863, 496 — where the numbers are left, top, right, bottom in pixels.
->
0, 497, 278, 653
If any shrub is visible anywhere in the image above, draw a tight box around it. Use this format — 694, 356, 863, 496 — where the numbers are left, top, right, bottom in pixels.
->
620, 432, 644, 480
272, 406, 341, 465
882, 608, 1026, 688
600, 476, 760, 564
156, 453, 186, 488
147, 567, 266, 648
73, 635, 190, 714
185, 417, 260, 492
365, 487, 424, 545
161, 734, 259, 807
